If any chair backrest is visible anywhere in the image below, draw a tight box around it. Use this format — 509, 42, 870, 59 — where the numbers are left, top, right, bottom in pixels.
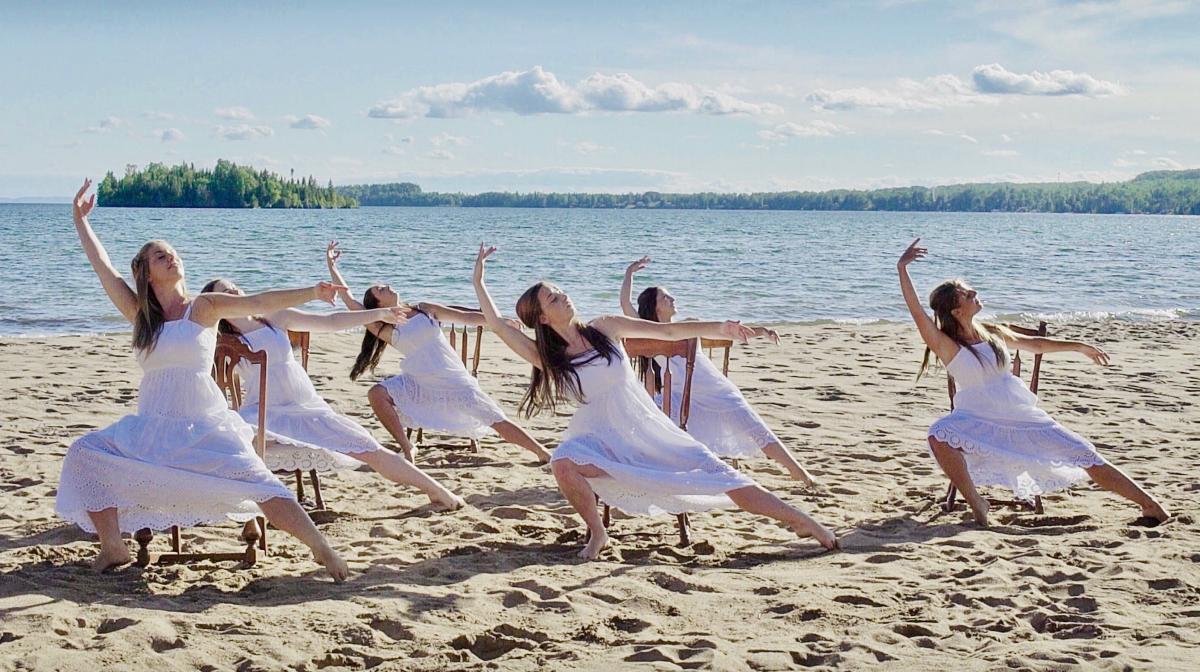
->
623, 338, 699, 430
287, 330, 310, 371
700, 337, 733, 377
947, 321, 1047, 410
214, 334, 269, 459
446, 324, 484, 377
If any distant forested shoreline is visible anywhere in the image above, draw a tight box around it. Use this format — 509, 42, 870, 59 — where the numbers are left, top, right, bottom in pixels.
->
338, 170, 1200, 215
98, 161, 355, 208
96, 161, 1200, 214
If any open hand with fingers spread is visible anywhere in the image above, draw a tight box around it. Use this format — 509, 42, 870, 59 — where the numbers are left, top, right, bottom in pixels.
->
1080, 343, 1111, 366
626, 255, 651, 275
720, 320, 755, 344
378, 306, 410, 326
326, 240, 342, 267
474, 243, 498, 283
73, 179, 96, 222
898, 237, 927, 269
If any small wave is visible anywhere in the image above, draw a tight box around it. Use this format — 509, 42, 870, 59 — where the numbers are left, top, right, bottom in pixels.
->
992, 308, 1198, 323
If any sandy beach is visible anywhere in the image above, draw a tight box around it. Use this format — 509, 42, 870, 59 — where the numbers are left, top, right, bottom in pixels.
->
1, 320, 1197, 671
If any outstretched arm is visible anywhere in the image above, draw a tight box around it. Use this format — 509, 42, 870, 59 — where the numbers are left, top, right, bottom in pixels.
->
898, 238, 958, 364
619, 256, 650, 318
591, 314, 755, 343
265, 306, 407, 334
1002, 333, 1110, 365
191, 282, 345, 327
71, 179, 137, 322
473, 244, 541, 368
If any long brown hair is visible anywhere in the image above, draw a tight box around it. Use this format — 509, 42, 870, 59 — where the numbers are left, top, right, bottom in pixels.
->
636, 286, 665, 392
918, 279, 1011, 380
348, 286, 424, 380
130, 240, 178, 353
515, 282, 618, 417
200, 278, 271, 337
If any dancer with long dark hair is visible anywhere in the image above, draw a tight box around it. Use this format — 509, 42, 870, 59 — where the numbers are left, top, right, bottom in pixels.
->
473, 244, 837, 560
326, 242, 550, 464
620, 256, 815, 483
899, 238, 1169, 526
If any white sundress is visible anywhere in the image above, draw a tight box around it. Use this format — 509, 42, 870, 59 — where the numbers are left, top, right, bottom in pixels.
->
236, 324, 378, 472
378, 312, 507, 439
655, 353, 780, 459
552, 341, 755, 516
55, 304, 295, 533
929, 341, 1106, 501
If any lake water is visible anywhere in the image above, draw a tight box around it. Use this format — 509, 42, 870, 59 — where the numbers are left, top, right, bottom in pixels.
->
1, 204, 1197, 336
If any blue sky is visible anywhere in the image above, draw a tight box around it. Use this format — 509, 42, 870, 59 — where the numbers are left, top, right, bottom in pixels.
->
1, 0, 1197, 198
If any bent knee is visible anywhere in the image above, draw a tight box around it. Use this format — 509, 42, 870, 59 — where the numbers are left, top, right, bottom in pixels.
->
368, 384, 391, 406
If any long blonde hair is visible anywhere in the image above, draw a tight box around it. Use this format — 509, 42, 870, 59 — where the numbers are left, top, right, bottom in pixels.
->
917, 279, 1011, 380
130, 240, 184, 352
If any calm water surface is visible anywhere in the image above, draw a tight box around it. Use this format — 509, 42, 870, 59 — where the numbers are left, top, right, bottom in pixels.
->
1, 205, 1197, 336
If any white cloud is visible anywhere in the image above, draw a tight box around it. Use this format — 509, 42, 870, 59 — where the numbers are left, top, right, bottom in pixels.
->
382, 146, 406, 156
143, 110, 174, 121
572, 141, 606, 155
982, 149, 1019, 157
216, 124, 274, 140
158, 128, 186, 143
809, 64, 1122, 113
925, 129, 978, 144
287, 114, 332, 130
971, 63, 1124, 96
430, 132, 467, 147
83, 116, 123, 133
1152, 157, 1184, 169
757, 119, 850, 142
1112, 158, 1138, 168
426, 149, 455, 160
1130, 149, 1148, 155
1020, 111, 1044, 120
1000, 133, 1013, 143
215, 106, 255, 120
368, 65, 778, 119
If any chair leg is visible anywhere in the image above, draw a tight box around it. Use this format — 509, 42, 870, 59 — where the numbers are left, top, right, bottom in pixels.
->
309, 470, 325, 511
134, 528, 153, 567
943, 483, 958, 512
1033, 496, 1044, 515
603, 503, 611, 528
676, 513, 692, 546
170, 525, 181, 552
416, 428, 424, 445
240, 519, 261, 566
469, 438, 479, 453
294, 469, 306, 502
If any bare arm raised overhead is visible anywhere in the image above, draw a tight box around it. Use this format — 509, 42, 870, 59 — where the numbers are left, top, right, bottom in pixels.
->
619, 256, 650, 318
71, 179, 138, 323
324, 240, 400, 343
473, 244, 541, 368
897, 238, 958, 365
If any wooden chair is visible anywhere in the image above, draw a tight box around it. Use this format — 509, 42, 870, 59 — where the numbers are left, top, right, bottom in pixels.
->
133, 335, 269, 567
701, 338, 733, 376
941, 322, 1048, 516
406, 322, 485, 454
596, 337, 699, 546
285, 330, 327, 512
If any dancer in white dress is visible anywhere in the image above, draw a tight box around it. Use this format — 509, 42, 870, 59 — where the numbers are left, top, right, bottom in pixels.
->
55, 179, 349, 580
326, 242, 550, 464
620, 256, 815, 484
200, 278, 466, 510
898, 238, 1170, 527
472, 244, 838, 560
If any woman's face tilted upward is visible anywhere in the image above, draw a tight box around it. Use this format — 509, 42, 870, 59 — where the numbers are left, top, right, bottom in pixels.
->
537, 283, 576, 325
143, 241, 185, 285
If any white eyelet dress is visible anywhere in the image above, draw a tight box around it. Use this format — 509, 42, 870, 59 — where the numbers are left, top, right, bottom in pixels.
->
378, 312, 507, 439
656, 353, 780, 459
928, 342, 1106, 501
236, 324, 376, 472
55, 304, 295, 533
551, 342, 754, 516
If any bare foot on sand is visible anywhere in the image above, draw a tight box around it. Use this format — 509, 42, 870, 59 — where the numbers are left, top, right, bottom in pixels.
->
430, 493, 467, 512
966, 495, 990, 527
1142, 501, 1171, 524
91, 544, 131, 572
579, 528, 609, 560
316, 545, 349, 583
